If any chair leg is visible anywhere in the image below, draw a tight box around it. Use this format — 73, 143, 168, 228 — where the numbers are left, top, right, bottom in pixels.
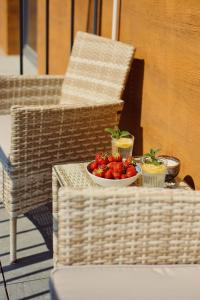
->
10, 217, 17, 263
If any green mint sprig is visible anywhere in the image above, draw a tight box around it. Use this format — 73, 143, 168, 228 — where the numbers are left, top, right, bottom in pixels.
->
143, 148, 162, 166
105, 126, 130, 139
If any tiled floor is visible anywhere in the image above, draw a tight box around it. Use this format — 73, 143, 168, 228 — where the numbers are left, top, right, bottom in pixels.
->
0, 54, 36, 75
0, 201, 53, 300
0, 52, 50, 300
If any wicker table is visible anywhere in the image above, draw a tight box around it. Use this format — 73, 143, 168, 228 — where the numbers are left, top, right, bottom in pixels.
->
52, 161, 191, 190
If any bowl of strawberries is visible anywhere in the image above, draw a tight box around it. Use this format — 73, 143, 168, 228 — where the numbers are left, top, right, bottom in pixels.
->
86, 152, 141, 187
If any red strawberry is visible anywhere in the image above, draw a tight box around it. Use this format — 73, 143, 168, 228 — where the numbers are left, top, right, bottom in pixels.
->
93, 167, 105, 178
112, 162, 123, 173
104, 169, 113, 179
100, 164, 108, 172
112, 152, 122, 162
125, 156, 136, 166
89, 161, 98, 171
107, 154, 115, 162
123, 160, 130, 168
121, 174, 127, 179
95, 152, 102, 162
113, 171, 121, 179
95, 153, 108, 165
107, 162, 115, 169
126, 165, 137, 177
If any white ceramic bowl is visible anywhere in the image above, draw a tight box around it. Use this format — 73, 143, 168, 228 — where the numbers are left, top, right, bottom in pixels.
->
86, 164, 141, 187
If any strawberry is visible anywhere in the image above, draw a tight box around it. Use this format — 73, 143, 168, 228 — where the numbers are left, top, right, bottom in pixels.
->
104, 169, 113, 179
112, 162, 123, 173
100, 164, 108, 172
126, 165, 137, 177
95, 153, 108, 165
93, 167, 105, 178
107, 154, 115, 162
89, 161, 98, 171
123, 160, 130, 168
112, 171, 121, 179
95, 152, 102, 162
121, 174, 127, 179
107, 162, 115, 169
112, 152, 122, 162
125, 156, 137, 166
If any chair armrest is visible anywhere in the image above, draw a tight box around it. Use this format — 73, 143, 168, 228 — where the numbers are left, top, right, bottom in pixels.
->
9, 101, 123, 165
53, 186, 200, 266
0, 75, 64, 114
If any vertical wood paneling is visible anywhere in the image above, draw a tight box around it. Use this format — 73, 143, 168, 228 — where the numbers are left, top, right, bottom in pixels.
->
74, 0, 90, 34
0, 0, 8, 53
36, 0, 200, 188
0, 0, 19, 54
47, 0, 92, 74
120, 0, 200, 188
37, 0, 46, 74
48, 0, 71, 74
7, 0, 19, 54
100, 0, 112, 37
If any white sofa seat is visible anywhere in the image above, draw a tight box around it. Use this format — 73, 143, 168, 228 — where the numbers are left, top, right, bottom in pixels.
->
50, 265, 200, 300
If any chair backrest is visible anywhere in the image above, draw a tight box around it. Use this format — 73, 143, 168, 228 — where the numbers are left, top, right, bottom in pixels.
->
54, 187, 200, 267
60, 32, 135, 106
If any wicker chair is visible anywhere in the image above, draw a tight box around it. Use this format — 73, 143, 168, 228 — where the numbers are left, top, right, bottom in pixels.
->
0, 32, 135, 262
50, 186, 200, 300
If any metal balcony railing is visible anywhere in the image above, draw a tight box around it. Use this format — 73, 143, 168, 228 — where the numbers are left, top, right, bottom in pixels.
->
19, 0, 102, 75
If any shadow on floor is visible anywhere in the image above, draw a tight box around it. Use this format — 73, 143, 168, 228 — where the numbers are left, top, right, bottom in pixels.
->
25, 202, 53, 254
0, 202, 53, 299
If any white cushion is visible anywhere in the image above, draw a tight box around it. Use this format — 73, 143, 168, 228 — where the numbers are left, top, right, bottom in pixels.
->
50, 265, 200, 300
0, 114, 11, 160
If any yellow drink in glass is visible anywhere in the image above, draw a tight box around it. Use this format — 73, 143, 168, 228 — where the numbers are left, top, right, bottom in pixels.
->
112, 135, 134, 159
142, 161, 167, 187
142, 163, 167, 174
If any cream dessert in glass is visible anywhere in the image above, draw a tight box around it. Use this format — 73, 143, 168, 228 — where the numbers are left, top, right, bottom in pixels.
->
142, 149, 167, 187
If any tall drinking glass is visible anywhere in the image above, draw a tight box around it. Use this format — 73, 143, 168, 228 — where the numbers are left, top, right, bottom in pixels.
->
111, 134, 134, 159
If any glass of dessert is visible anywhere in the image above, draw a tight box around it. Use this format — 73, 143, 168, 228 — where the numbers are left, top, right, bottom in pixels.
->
142, 149, 167, 187
105, 127, 134, 159
158, 155, 180, 181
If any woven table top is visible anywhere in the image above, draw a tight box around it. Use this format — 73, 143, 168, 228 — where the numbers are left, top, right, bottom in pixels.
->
53, 162, 191, 190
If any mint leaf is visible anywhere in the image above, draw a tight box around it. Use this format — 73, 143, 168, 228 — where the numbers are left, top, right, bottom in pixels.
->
105, 127, 131, 139
105, 128, 114, 134
120, 131, 130, 137
143, 148, 162, 166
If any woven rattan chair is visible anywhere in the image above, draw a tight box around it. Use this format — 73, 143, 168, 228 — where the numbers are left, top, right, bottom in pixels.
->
0, 32, 135, 262
50, 187, 200, 300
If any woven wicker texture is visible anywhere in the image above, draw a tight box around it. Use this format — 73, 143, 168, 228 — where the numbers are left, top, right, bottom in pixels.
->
53, 187, 200, 266
2, 102, 121, 216
0, 32, 135, 261
61, 31, 135, 106
0, 75, 64, 115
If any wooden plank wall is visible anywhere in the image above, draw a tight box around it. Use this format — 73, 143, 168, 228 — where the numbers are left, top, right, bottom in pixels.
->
100, 0, 112, 37
37, 0, 46, 74
48, 0, 71, 74
47, 0, 93, 74
7, 0, 19, 54
118, 0, 200, 188
0, 0, 8, 53
38, 0, 200, 188
0, 0, 19, 54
